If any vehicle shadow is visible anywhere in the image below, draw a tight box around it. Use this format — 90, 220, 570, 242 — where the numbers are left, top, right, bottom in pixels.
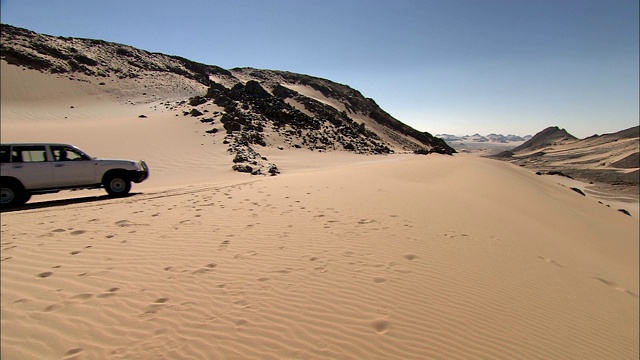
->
1, 193, 142, 213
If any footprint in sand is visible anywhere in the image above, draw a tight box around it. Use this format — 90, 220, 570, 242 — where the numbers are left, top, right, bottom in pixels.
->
192, 263, 217, 275
357, 219, 377, 225
37, 271, 53, 278
595, 277, 638, 297
139, 298, 170, 320
234, 251, 257, 260
404, 254, 418, 261
70, 230, 86, 235
371, 319, 391, 334
62, 348, 83, 359
97, 287, 120, 298
43, 303, 64, 312
68, 293, 94, 302
445, 232, 469, 239
537, 256, 563, 268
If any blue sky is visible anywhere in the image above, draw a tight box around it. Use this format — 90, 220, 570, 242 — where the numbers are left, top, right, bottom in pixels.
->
1, 0, 638, 137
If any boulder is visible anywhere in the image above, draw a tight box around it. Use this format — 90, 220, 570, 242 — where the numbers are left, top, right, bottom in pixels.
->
233, 153, 249, 163
205, 82, 229, 98
268, 164, 280, 176
189, 96, 207, 106
232, 164, 253, 173
244, 80, 271, 99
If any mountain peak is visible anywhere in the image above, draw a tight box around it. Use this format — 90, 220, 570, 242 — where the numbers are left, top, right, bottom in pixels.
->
510, 126, 577, 153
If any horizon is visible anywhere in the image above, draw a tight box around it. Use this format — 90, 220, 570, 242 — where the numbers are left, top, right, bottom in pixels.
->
1, 0, 638, 138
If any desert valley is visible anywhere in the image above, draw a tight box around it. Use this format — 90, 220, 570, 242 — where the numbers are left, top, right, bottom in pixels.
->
1, 24, 638, 359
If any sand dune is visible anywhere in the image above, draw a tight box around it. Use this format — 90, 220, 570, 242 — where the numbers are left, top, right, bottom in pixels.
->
1, 60, 639, 359
2, 154, 638, 359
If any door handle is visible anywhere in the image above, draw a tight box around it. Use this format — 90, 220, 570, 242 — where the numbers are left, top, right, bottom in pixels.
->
54, 164, 65, 167
12, 165, 23, 169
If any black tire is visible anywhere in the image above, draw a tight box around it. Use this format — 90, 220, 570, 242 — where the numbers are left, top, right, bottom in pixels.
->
103, 174, 131, 197
1, 180, 30, 207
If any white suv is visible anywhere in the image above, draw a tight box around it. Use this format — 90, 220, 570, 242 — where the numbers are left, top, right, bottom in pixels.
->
1, 143, 149, 207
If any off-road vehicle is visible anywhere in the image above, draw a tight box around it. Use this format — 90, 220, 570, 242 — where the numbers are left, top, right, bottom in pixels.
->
1, 143, 149, 207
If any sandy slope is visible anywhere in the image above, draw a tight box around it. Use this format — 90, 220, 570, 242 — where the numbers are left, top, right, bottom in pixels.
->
1, 155, 638, 359
1, 63, 639, 359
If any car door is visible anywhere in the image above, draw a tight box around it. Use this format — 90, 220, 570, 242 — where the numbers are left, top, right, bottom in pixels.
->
50, 145, 97, 187
7, 145, 54, 189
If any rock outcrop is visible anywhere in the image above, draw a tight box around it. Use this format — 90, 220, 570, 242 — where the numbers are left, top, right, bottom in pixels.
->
1, 23, 457, 176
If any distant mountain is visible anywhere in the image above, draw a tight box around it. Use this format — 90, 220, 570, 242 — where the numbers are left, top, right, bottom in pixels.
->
493, 126, 639, 191
437, 133, 532, 143
0, 24, 455, 175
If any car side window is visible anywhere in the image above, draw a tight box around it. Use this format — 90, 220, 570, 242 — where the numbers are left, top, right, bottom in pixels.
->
0, 145, 10, 163
12, 146, 48, 162
51, 146, 87, 161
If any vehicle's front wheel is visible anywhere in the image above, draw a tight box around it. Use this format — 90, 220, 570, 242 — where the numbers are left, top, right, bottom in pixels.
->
1, 181, 30, 207
103, 174, 131, 197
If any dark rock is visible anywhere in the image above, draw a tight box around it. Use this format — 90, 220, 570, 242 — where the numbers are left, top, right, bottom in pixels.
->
1, 47, 54, 70
618, 209, 631, 216
223, 121, 242, 134
73, 54, 98, 67
244, 80, 271, 99
213, 95, 234, 108
570, 187, 586, 196
246, 131, 266, 146
232, 164, 253, 173
189, 96, 207, 106
233, 153, 249, 163
547, 171, 574, 179
205, 82, 229, 98
268, 164, 280, 175
272, 84, 298, 99
190, 108, 203, 117
116, 47, 135, 57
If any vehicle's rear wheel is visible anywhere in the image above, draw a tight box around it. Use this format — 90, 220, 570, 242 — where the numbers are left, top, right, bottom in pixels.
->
1, 181, 30, 207
103, 174, 131, 197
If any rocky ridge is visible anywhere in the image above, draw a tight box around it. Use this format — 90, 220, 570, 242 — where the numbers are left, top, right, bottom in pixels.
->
492, 126, 639, 193
1, 24, 455, 175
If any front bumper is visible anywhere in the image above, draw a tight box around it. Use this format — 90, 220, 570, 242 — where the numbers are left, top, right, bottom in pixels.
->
131, 160, 149, 183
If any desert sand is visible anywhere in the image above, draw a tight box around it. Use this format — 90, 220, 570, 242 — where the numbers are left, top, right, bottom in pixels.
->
1, 62, 639, 359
